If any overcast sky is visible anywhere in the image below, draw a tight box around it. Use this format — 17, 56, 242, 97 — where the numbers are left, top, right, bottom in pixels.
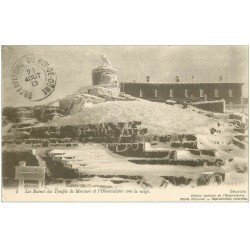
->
2, 45, 248, 107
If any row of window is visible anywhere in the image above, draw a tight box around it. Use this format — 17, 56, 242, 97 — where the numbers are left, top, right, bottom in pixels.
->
138, 89, 233, 98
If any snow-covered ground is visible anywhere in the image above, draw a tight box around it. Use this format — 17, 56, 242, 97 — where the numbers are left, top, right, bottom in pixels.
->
48, 142, 247, 189
3, 97, 247, 189
50, 143, 220, 176
50, 100, 219, 135
45, 99, 248, 188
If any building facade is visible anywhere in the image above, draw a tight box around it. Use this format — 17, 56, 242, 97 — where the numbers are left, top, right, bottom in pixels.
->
120, 81, 243, 104
92, 55, 119, 87
91, 55, 120, 96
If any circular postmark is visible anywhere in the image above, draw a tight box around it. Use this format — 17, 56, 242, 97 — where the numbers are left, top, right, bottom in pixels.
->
11, 54, 57, 101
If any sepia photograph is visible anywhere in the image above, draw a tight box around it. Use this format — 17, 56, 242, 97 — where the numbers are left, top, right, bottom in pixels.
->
1, 45, 248, 201
1, 1, 250, 250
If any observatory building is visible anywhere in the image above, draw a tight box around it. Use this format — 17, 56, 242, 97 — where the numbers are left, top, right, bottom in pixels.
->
121, 75, 243, 105
92, 55, 118, 88
89, 55, 120, 96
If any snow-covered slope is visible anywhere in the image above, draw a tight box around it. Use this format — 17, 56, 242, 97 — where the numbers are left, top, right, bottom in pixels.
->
50, 100, 221, 135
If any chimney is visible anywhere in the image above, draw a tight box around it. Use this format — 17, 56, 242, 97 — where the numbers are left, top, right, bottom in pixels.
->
175, 76, 180, 82
192, 76, 195, 82
146, 76, 150, 82
219, 75, 223, 82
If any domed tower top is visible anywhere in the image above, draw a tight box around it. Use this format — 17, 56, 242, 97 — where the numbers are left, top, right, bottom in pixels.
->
101, 54, 113, 68
92, 55, 118, 86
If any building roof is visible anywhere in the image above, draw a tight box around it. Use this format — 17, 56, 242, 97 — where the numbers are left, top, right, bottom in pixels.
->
92, 65, 117, 72
121, 81, 244, 86
92, 55, 117, 72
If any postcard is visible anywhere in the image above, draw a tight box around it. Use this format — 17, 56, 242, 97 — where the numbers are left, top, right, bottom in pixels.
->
1, 45, 248, 202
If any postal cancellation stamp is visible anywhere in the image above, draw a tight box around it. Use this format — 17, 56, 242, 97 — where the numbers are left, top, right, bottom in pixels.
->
11, 54, 57, 101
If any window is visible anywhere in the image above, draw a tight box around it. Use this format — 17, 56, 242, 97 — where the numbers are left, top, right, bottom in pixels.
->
170, 89, 173, 98
139, 89, 143, 98
214, 89, 219, 97
229, 89, 233, 97
154, 89, 158, 98
200, 89, 204, 97
185, 89, 189, 98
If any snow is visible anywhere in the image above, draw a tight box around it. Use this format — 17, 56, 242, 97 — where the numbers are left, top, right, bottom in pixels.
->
49, 99, 216, 135
49, 143, 222, 178
145, 142, 168, 152
46, 98, 248, 188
